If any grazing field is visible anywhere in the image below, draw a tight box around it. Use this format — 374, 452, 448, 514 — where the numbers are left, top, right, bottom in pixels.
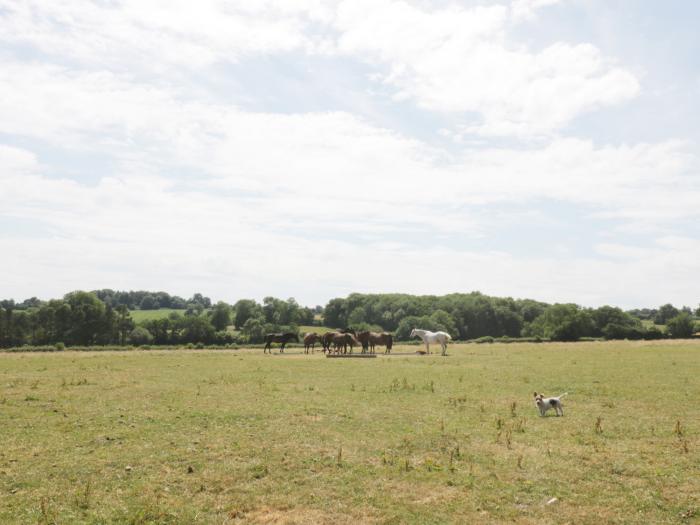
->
1, 342, 699, 524
128, 309, 187, 322
298, 325, 336, 335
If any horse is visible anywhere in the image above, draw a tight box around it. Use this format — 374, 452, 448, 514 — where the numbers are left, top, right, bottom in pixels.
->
331, 332, 359, 354
357, 331, 393, 353
357, 331, 371, 353
410, 328, 451, 356
320, 332, 337, 353
263, 332, 299, 354
370, 332, 393, 354
303, 332, 319, 354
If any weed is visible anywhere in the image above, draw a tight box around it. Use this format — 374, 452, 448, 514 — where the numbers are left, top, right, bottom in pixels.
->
75, 479, 92, 510
505, 429, 512, 449
250, 464, 268, 479
38, 497, 57, 525
675, 420, 683, 437
595, 417, 603, 434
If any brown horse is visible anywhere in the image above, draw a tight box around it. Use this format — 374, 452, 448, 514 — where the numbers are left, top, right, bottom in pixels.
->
320, 332, 337, 353
263, 332, 299, 354
331, 332, 360, 354
303, 332, 319, 354
370, 332, 393, 354
357, 331, 371, 353
357, 331, 393, 353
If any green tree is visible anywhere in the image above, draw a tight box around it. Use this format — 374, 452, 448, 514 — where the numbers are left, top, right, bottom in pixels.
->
63, 291, 109, 345
129, 326, 154, 346
116, 305, 134, 345
233, 299, 262, 329
654, 304, 679, 325
179, 315, 215, 344
526, 304, 595, 341
241, 317, 266, 344
591, 306, 640, 336
139, 295, 159, 310
429, 310, 458, 337
209, 301, 232, 331
348, 306, 366, 326
666, 312, 695, 339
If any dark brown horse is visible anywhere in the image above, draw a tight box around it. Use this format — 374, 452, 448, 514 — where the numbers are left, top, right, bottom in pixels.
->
357, 331, 393, 353
357, 331, 371, 353
303, 332, 319, 354
370, 332, 393, 354
263, 332, 299, 353
320, 332, 337, 353
331, 332, 360, 354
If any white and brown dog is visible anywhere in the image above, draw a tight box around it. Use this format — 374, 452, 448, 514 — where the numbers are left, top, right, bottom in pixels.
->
533, 392, 567, 417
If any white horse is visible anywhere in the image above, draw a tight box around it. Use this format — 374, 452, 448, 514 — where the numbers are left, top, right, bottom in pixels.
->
410, 328, 452, 356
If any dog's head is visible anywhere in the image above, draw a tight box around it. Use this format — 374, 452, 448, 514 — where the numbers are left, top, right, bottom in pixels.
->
533, 392, 544, 407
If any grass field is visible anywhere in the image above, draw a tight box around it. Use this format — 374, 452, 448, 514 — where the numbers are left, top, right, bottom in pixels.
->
298, 325, 335, 334
1, 341, 699, 524
128, 309, 188, 323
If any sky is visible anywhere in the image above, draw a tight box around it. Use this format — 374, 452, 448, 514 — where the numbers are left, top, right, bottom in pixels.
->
0, 0, 699, 309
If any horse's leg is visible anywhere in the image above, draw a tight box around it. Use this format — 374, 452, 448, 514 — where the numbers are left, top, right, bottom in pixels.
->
426, 342, 430, 354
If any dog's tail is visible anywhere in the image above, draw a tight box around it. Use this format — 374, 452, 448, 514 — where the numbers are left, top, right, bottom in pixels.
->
559, 392, 568, 399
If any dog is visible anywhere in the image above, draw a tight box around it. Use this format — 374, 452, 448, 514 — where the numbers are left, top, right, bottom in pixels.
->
533, 392, 568, 416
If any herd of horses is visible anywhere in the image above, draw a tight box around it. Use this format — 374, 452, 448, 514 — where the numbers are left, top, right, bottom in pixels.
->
262, 329, 392, 354
262, 328, 452, 356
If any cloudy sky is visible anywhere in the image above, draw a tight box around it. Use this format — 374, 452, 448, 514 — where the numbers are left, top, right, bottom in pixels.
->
1, 0, 699, 308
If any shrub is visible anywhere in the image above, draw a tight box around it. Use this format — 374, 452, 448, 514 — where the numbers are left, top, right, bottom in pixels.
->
474, 336, 494, 344
602, 323, 645, 340
643, 326, 666, 340
129, 326, 154, 346
54, 342, 65, 351
667, 313, 695, 339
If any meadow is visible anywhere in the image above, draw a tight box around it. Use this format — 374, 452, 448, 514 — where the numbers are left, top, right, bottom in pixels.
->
1, 341, 698, 524
128, 309, 189, 323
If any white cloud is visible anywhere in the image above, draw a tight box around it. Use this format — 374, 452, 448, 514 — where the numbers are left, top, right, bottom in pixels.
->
510, 0, 561, 21
0, 1, 698, 307
333, 0, 639, 136
0, 0, 639, 137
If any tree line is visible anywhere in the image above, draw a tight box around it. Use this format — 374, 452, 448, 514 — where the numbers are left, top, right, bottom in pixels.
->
1, 290, 698, 348
324, 292, 698, 341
